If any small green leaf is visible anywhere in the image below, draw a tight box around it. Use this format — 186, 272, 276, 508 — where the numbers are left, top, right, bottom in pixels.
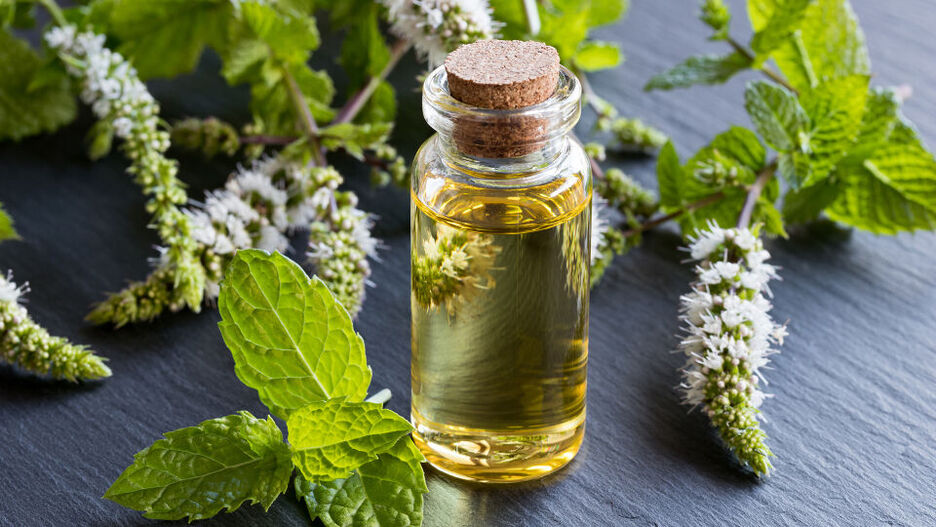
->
0, 202, 18, 241
744, 80, 808, 152
753, 198, 787, 237
86, 119, 114, 161
826, 126, 936, 233
747, 0, 869, 91
319, 122, 392, 159
848, 87, 901, 158
656, 140, 683, 208
287, 398, 413, 483
781, 177, 840, 223
0, 30, 76, 141
707, 126, 767, 172
102, 0, 234, 79
104, 412, 293, 522
749, 0, 812, 56
296, 436, 427, 527
218, 250, 371, 419
644, 52, 752, 91
584, 0, 629, 29
573, 41, 622, 72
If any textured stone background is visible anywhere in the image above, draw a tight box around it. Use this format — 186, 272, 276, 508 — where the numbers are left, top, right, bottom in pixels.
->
1, 1, 935, 525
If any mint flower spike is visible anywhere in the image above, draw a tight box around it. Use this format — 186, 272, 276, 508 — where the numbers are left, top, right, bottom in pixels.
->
45, 26, 205, 314
0, 273, 110, 381
88, 157, 345, 326
678, 221, 787, 477
381, 0, 501, 66
307, 189, 379, 318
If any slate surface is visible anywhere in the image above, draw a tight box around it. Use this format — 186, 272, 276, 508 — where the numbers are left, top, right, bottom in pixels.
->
2, 1, 935, 526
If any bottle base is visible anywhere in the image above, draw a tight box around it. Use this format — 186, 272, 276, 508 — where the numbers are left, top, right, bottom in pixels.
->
410, 410, 585, 483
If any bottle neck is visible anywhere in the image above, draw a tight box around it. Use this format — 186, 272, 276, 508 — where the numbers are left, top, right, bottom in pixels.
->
421, 64, 582, 176
437, 134, 570, 176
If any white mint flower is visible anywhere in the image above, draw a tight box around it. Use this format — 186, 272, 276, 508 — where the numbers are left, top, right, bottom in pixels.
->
381, 0, 500, 66
677, 221, 784, 477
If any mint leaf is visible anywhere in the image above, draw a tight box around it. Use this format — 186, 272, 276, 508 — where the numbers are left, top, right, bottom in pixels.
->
0, 202, 17, 241
753, 198, 787, 237
584, 0, 629, 28
287, 398, 413, 483
296, 436, 427, 527
744, 80, 808, 152
656, 140, 683, 208
747, 0, 869, 91
338, 3, 389, 90
573, 41, 623, 72
749, 0, 811, 56
707, 125, 767, 172
781, 177, 840, 223
644, 52, 751, 91
104, 412, 293, 522
796, 75, 869, 186
101, 0, 234, 79
218, 250, 371, 419
826, 127, 936, 233
0, 31, 76, 141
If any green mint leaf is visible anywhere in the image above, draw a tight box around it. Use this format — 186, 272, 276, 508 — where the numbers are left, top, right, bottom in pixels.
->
826, 124, 936, 233
218, 249, 371, 419
796, 74, 869, 186
240, 2, 319, 65
644, 52, 751, 91
538, 6, 590, 60
104, 412, 293, 522
656, 140, 684, 209
781, 177, 840, 224
85, 119, 115, 161
0, 202, 18, 241
584, 0, 629, 29
753, 197, 787, 237
100, 0, 234, 80
707, 125, 767, 172
338, 3, 389, 90
747, 0, 869, 91
287, 398, 413, 483
749, 0, 812, 56
573, 41, 623, 72
744, 80, 808, 152
296, 436, 427, 527
0, 31, 76, 141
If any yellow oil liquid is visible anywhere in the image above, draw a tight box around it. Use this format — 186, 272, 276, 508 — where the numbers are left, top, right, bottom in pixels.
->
411, 170, 590, 483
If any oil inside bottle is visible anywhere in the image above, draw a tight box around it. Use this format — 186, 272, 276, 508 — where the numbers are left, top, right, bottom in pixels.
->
411, 168, 589, 482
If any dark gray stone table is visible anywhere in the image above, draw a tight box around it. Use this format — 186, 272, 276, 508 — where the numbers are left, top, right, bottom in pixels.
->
2, 1, 935, 525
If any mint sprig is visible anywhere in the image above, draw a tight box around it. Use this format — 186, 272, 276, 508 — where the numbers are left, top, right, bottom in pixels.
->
106, 250, 426, 523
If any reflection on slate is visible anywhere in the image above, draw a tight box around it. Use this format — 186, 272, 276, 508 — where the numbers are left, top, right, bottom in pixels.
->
2, 1, 936, 525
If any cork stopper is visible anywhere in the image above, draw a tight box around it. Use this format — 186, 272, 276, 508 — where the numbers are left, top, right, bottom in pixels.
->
445, 40, 560, 110
443, 40, 561, 158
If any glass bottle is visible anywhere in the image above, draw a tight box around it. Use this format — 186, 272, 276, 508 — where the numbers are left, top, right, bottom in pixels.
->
410, 49, 591, 483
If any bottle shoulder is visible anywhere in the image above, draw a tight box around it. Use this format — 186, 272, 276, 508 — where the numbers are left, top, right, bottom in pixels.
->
412, 135, 591, 233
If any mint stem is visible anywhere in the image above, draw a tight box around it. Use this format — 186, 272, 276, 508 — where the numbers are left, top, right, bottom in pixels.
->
333, 39, 412, 125
736, 159, 778, 229
726, 37, 799, 95
282, 66, 326, 166
365, 388, 392, 405
37, 0, 67, 27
